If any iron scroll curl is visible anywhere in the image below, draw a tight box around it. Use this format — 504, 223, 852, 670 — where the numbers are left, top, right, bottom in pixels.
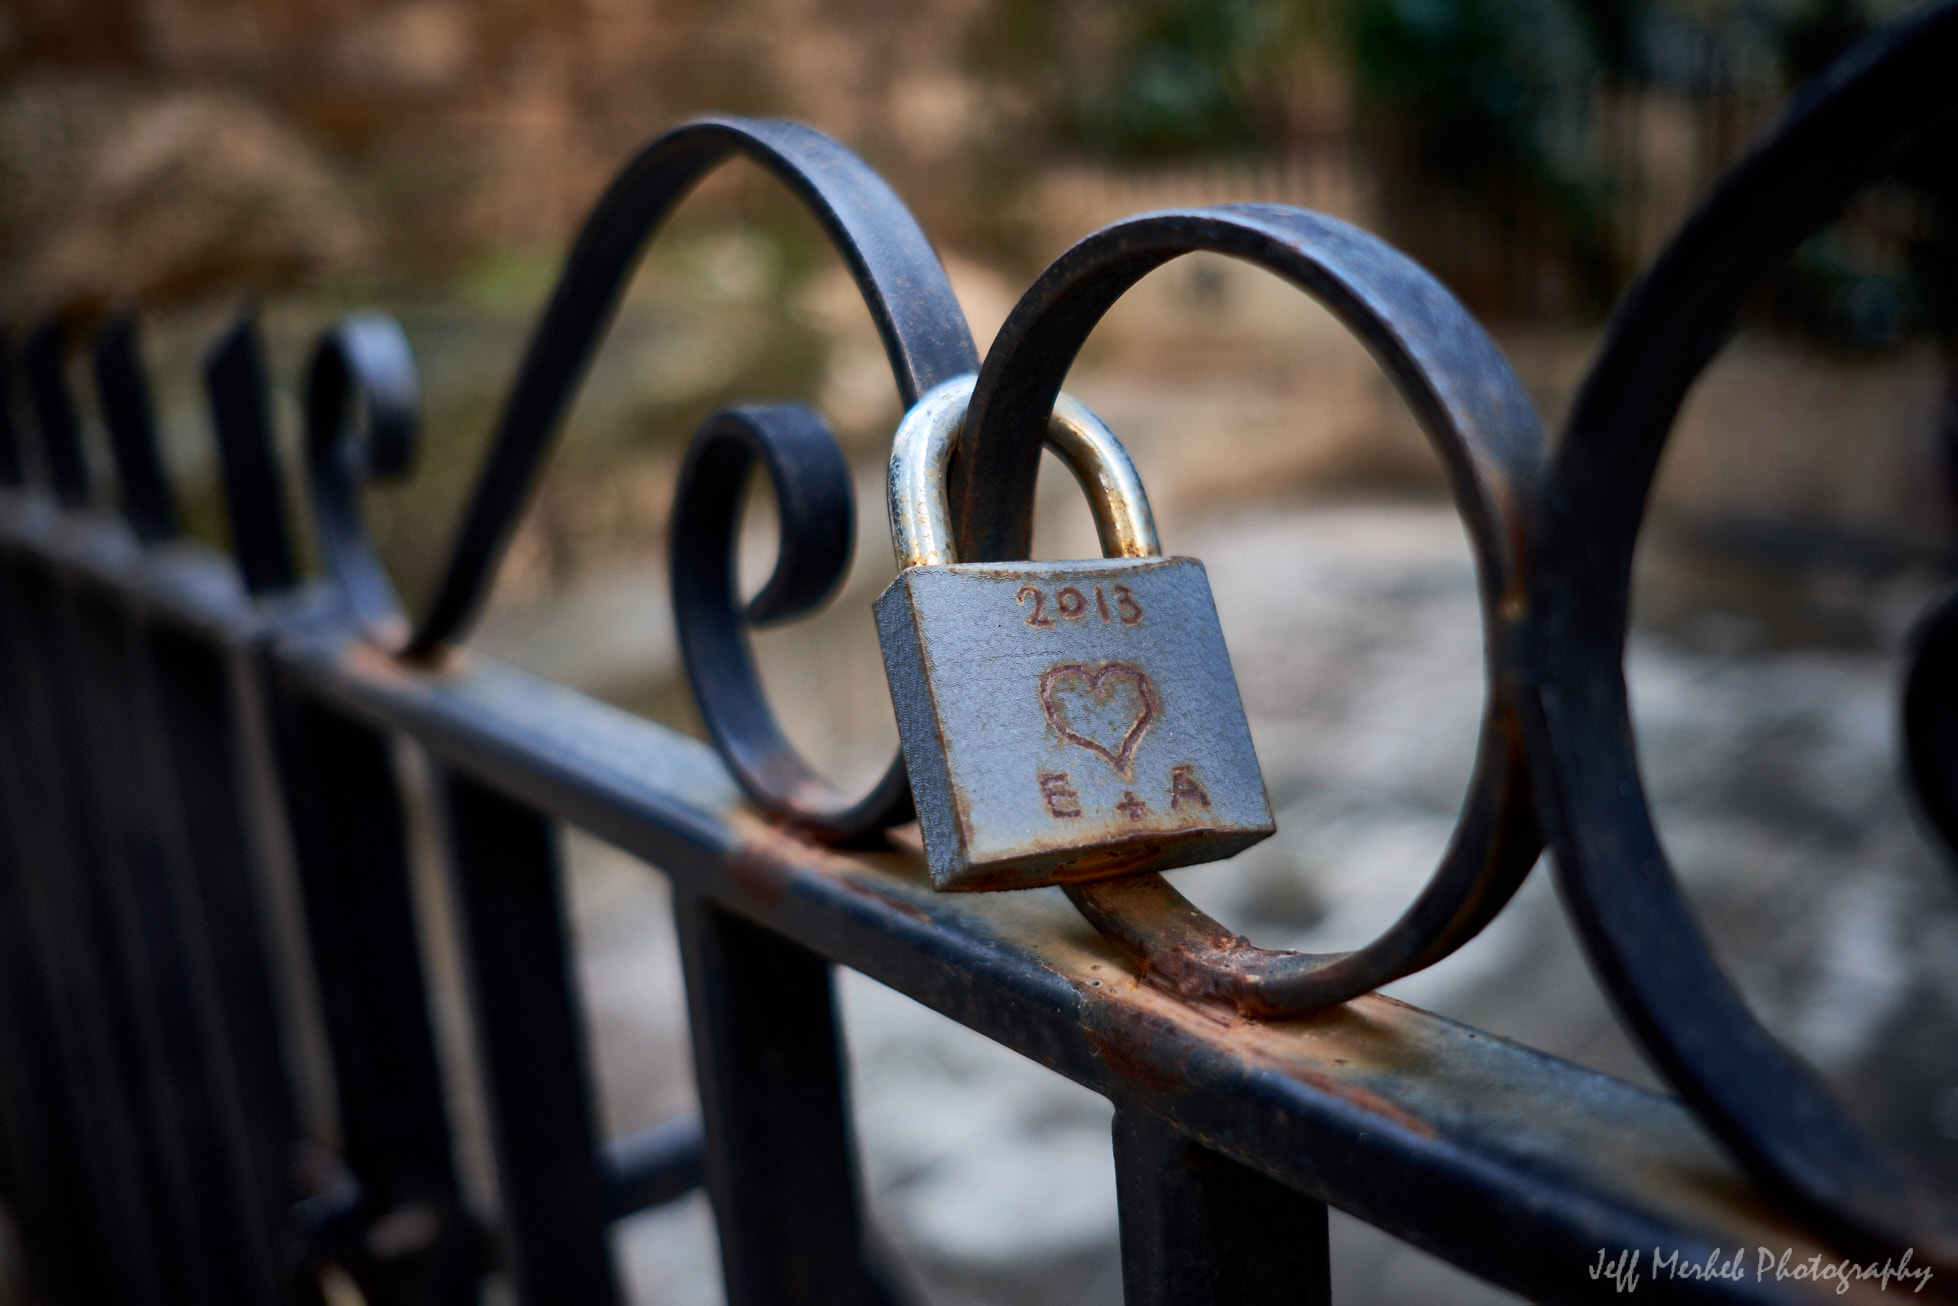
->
669, 402, 912, 838
306, 313, 421, 648
335, 116, 979, 836
954, 204, 1549, 1015
400, 116, 978, 662
1527, 0, 1958, 1273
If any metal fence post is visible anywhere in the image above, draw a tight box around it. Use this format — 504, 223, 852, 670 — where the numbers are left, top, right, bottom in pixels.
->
1113, 1106, 1331, 1306
268, 688, 482, 1303
143, 618, 301, 1277
437, 768, 622, 1305
0, 556, 131, 1305
0, 548, 179, 1302
676, 898, 887, 1306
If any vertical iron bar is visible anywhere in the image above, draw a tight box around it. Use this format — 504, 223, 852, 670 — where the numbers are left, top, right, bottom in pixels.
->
22, 319, 90, 507
204, 314, 298, 595
95, 309, 292, 1296
57, 580, 269, 1305
675, 897, 883, 1306
0, 556, 111, 1304
0, 330, 22, 486
1111, 1106, 1331, 1306
146, 619, 300, 1288
90, 309, 282, 1299
92, 317, 180, 543
0, 551, 170, 1303
13, 335, 214, 1301
437, 768, 622, 1305
269, 686, 482, 1304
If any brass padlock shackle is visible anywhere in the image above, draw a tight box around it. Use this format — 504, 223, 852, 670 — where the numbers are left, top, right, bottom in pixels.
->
888, 373, 1158, 571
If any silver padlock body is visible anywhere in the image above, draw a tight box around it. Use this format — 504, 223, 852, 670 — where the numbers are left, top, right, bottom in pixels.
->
876, 556, 1274, 891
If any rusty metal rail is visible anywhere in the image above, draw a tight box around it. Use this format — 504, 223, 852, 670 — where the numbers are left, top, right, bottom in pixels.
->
2, 5, 1957, 1304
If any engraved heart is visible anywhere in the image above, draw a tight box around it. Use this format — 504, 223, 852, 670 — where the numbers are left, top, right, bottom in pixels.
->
1039, 661, 1159, 777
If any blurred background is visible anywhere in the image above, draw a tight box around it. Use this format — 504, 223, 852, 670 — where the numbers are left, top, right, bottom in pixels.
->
4, 1, 1958, 1303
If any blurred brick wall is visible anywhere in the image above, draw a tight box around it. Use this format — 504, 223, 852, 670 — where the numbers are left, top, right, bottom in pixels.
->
0, 0, 1046, 312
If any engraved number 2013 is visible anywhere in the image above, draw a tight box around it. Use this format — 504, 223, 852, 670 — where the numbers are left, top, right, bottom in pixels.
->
1016, 584, 1142, 628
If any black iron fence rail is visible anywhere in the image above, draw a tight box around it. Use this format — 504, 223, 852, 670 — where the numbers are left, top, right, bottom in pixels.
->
2, 5, 1957, 1304
0, 487, 1886, 1306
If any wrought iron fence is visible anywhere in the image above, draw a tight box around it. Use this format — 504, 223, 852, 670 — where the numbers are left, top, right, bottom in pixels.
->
2, 6, 1957, 1304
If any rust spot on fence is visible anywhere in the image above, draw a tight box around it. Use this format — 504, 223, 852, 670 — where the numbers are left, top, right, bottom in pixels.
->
726, 824, 804, 907
1078, 966, 1439, 1141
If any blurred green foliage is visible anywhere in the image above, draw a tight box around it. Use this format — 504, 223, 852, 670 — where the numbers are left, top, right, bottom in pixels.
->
1058, 0, 1955, 335
1350, 0, 1633, 308
1765, 0, 1958, 349
1069, 0, 1307, 156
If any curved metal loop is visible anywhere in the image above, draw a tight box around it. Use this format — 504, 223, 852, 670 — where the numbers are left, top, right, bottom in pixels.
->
1528, 0, 1958, 1272
887, 373, 1158, 571
306, 313, 421, 649
394, 116, 973, 837
403, 116, 978, 662
957, 203, 1547, 1017
672, 403, 911, 839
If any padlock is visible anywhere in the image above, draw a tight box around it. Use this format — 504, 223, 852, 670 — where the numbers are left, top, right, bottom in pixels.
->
875, 376, 1275, 892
